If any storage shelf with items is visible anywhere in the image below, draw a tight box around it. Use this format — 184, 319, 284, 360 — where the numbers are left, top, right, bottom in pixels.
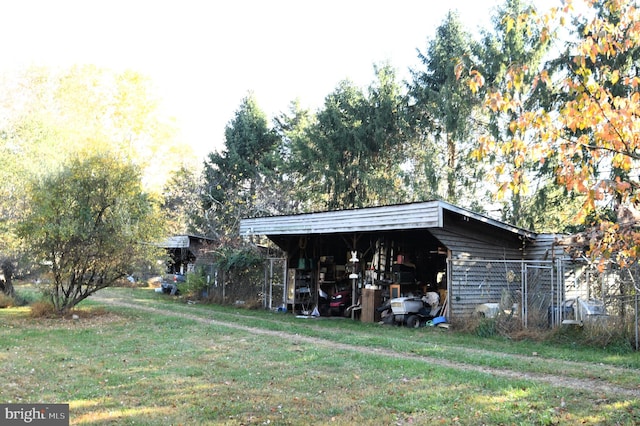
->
317, 255, 336, 287
287, 258, 314, 314
315, 256, 335, 317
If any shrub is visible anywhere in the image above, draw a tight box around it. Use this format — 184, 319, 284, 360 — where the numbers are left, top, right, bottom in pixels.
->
194, 246, 266, 305
180, 268, 209, 299
18, 154, 165, 313
0, 293, 15, 308
29, 301, 57, 318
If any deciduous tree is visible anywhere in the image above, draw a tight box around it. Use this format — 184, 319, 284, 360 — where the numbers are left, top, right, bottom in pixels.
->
470, 0, 640, 267
18, 154, 165, 313
0, 66, 186, 288
162, 166, 204, 235
474, 0, 568, 229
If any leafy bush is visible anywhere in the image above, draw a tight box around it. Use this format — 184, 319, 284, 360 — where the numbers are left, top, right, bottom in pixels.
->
181, 268, 209, 299
18, 154, 165, 314
200, 246, 266, 305
0, 293, 15, 308
215, 246, 264, 272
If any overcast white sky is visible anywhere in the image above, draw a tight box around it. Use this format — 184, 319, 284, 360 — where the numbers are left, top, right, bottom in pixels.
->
1, 0, 558, 159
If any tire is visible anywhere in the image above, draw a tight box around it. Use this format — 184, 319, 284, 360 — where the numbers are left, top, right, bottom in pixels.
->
407, 315, 420, 328
381, 314, 395, 325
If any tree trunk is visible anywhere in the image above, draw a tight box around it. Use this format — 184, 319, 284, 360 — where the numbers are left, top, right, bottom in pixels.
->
446, 133, 456, 202
1, 259, 15, 298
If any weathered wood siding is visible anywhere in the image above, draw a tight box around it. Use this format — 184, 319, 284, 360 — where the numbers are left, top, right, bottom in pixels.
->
430, 228, 523, 260
240, 203, 442, 236
430, 209, 525, 259
448, 259, 519, 317
239, 201, 549, 322
524, 233, 567, 260
240, 201, 535, 239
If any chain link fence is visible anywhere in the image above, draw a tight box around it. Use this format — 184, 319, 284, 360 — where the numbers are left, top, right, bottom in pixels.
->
449, 259, 556, 328
191, 252, 639, 349
191, 257, 286, 309
449, 258, 640, 349
262, 257, 286, 310
566, 259, 640, 350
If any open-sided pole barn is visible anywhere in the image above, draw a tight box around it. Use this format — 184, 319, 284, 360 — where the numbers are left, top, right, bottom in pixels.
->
240, 201, 559, 323
157, 234, 216, 275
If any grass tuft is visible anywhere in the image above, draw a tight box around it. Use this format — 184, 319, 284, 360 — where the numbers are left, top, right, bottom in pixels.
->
549, 319, 634, 352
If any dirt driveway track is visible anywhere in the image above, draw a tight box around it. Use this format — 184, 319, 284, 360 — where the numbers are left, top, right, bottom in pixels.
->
91, 294, 640, 400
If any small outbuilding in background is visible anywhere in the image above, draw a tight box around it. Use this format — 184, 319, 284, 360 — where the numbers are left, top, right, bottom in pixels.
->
157, 234, 216, 276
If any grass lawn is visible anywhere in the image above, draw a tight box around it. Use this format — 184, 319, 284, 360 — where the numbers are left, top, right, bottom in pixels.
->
1, 285, 639, 425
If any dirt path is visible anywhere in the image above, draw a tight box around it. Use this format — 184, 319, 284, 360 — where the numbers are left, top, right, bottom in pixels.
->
91, 295, 640, 399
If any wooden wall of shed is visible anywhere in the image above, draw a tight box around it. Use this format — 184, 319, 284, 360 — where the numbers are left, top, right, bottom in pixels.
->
429, 218, 531, 320
429, 228, 524, 260
525, 233, 564, 260
427, 228, 519, 319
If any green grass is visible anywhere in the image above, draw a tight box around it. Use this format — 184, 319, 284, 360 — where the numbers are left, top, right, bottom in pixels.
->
1, 285, 639, 425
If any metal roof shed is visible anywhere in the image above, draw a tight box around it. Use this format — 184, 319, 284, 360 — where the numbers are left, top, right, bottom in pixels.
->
157, 234, 216, 275
240, 201, 543, 319
240, 201, 535, 255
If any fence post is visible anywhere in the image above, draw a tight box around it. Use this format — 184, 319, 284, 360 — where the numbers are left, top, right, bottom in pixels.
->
524, 262, 529, 329
263, 261, 268, 309
635, 292, 639, 351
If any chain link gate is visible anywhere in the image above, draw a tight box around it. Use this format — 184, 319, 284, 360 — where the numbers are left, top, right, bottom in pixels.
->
263, 257, 286, 310
523, 263, 557, 328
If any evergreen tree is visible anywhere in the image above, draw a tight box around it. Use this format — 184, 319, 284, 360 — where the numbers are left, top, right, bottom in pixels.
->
409, 11, 482, 204
202, 94, 280, 238
290, 65, 408, 211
